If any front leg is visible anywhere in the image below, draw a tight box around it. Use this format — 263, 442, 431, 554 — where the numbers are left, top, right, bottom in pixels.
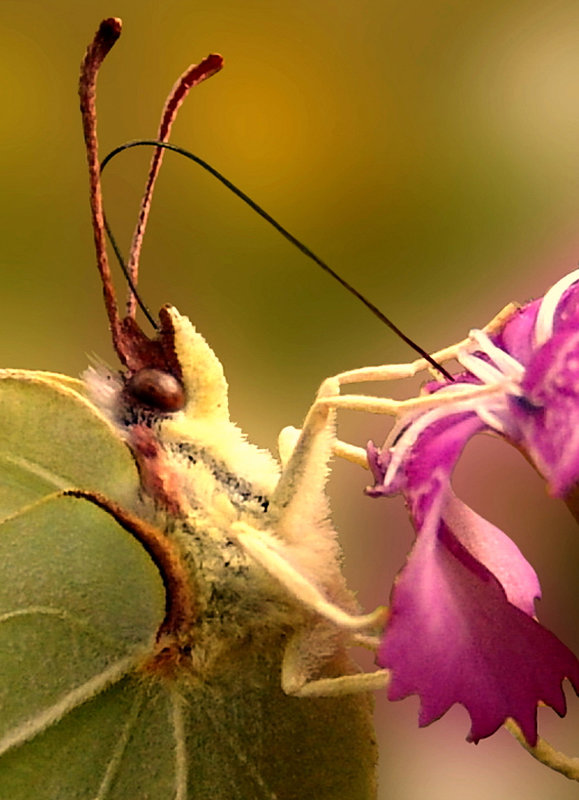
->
276, 303, 521, 471
281, 625, 389, 698
331, 301, 518, 389
270, 376, 340, 514
232, 521, 386, 632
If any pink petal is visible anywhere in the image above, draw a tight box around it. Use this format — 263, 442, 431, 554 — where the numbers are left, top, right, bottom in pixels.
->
442, 494, 541, 616
377, 515, 579, 744
511, 327, 579, 495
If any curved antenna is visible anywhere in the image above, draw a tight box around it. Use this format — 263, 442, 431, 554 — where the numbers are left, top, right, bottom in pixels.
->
125, 54, 223, 318
79, 19, 223, 371
101, 139, 453, 381
79, 18, 128, 362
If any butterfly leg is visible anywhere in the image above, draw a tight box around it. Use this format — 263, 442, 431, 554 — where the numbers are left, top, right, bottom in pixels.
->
235, 374, 388, 629
329, 300, 518, 390
278, 302, 519, 469
232, 521, 386, 631
236, 366, 390, 695
231, 519, 390, 696
280, 424, 368, 469
280, 625, 389, 698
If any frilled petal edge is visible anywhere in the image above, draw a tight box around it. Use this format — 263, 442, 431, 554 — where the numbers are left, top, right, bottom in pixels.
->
377, 514, 579, 744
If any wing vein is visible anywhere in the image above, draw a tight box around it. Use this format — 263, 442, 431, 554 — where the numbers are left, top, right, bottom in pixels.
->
171, 689, 188, 800
0, 606, 125, 651
93, 686, 147, 800
0, 452, 69, 491
0, 648, 148, 758
199, 687, 279, 800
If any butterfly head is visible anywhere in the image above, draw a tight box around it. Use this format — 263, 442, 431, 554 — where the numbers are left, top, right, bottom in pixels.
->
79, 18, 224, 421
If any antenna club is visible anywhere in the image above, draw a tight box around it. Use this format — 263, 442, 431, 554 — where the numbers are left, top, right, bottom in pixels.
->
79, 19, 122, 101
185, 53, 223, 89
79, 17, 125, 364
81, 20, 122, 75
97, 17, 123, 49
124, 50, 225, 320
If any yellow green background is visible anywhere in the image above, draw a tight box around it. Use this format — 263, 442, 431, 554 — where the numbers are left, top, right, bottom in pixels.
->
1, 1, 579, 797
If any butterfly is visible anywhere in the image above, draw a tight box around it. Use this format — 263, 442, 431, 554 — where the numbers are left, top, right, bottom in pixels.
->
0, 18, 391, 800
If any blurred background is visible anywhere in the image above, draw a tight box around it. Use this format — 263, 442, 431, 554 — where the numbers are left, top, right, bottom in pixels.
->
2, 0, 579, 797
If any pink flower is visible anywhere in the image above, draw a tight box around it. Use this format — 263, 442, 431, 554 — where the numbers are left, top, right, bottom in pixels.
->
368, 270, 579, 744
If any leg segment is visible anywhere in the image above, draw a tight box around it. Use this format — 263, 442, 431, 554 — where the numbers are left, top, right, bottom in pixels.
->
281, 626, 389, 698
232, 521, 386, 632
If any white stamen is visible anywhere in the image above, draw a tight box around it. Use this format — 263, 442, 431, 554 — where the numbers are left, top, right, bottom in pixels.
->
457, 352, 523, 397
534, 269, 579, 348
383, 395, 507, 488
467, 329, 526, 381
473, 405, 508, 432
458, 351, 511, 386
381, 317, 533, 490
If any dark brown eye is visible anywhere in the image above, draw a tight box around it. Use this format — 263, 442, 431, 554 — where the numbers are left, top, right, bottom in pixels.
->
125, 368, 186, 412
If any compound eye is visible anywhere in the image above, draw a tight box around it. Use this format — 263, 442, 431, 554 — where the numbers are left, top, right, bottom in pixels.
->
126, 368, 186, 412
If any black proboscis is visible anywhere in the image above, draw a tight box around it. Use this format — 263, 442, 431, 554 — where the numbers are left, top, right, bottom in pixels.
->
100, 140, 453, 380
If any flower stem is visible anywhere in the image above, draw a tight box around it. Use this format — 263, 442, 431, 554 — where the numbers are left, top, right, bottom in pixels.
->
505, 719, 579, 781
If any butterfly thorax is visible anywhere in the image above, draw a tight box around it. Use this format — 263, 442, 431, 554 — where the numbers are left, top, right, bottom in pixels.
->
85, 327, 309, 677
143, 425, 305, 678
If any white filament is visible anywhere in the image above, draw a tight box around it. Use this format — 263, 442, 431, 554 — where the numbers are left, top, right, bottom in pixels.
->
534, 269, 579, 348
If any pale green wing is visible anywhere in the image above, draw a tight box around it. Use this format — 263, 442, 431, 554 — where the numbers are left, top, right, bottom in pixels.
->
0, 372, 140, 520
0, 369, 87, 394
0, 372, 377, 798
0, 606, 376, 800
0, 493, 166, 796
174, 648, 378, 800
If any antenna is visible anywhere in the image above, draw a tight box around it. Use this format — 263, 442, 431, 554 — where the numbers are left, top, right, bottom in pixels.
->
125, 55, 223, 318
79, 18, 125, 361
79, 18, 222, 370
83, 18, 451, 381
